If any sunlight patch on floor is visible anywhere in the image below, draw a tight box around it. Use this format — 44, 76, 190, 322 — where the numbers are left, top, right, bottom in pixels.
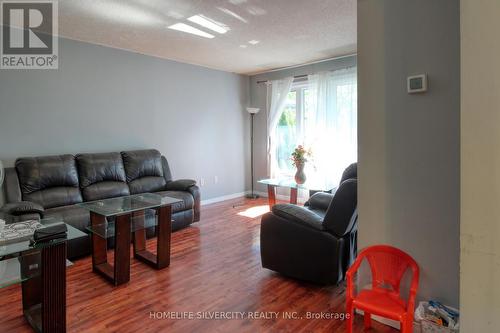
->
237, 205, 270, 218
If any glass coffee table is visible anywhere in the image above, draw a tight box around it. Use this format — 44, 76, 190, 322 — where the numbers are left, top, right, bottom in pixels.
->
258, 178, 336, 209
0, 214, 86, 332
78, 193, 182, 286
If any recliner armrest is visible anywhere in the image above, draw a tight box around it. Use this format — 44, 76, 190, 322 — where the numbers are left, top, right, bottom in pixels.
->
272, 204, 324, 231
308, 192, 335, 211
1, 201, 44, 217
165, 179, 197, 191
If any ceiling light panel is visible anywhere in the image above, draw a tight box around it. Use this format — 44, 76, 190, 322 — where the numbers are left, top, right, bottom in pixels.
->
168, 23, 215, 38
217, 7, 248, 24
188, 15, 229, 34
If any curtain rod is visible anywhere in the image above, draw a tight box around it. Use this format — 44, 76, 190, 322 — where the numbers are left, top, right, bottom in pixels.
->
256, 74, 307, 84
255, 65, 356, 84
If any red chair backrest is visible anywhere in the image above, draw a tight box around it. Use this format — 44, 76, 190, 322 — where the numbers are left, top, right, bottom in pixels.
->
361, 245, 419, 295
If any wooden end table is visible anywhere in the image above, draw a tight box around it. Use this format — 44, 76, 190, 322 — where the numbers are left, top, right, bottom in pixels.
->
79, 193, 182, 286
257, 178, 336, 209
0, 215, 87, 332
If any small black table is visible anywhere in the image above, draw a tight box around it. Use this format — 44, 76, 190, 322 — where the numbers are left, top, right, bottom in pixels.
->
0, 214, 86, 333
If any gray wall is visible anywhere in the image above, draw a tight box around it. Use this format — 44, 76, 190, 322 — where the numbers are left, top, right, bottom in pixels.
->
358, 0, 460, 307
460, 0, 500, 331
0, 37, 250, 203
249, 56, 357, 196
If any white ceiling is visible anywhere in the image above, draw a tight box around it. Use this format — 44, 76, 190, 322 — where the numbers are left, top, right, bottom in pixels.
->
57, 0, 356, 75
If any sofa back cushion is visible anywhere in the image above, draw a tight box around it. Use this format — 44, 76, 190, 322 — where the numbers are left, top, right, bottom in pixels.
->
76, 152, 130, 201
323, 179, 357, 237
340, 162, 357, 184
121, 149, 167, 194
15, 155, 83, 209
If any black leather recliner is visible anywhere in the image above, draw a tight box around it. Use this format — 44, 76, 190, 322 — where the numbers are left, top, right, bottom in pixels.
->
260, 163, 358, 285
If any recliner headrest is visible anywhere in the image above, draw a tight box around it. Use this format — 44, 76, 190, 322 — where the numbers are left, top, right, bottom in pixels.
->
340, 162, 357, 184
323, 178, 358, 237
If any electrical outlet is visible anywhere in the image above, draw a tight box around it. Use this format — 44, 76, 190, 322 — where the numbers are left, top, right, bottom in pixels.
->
214, 176, 218, 184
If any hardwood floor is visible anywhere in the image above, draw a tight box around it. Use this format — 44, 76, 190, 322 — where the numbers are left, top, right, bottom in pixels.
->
0, 198, 397, 333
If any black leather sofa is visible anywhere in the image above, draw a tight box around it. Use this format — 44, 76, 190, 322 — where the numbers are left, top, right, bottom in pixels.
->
260, 163, 357, 285
0, 149, 200, 259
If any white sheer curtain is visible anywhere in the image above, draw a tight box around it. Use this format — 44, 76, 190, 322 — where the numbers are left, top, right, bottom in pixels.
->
306, 67, 357, 185
266, 77, 294, 177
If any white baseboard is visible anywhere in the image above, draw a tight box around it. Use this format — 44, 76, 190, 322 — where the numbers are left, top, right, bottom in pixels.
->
200, 189, 308, 206
200, 192, 248, 206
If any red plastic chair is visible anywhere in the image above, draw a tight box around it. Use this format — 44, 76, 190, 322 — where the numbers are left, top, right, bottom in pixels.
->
346, 245, 419, 333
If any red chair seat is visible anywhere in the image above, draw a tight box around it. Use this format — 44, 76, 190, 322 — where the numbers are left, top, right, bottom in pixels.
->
353, 289, 407, 320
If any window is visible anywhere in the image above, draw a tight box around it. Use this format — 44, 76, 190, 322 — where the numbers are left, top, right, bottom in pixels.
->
272, 68, 357, 184
275, 85, 312, 176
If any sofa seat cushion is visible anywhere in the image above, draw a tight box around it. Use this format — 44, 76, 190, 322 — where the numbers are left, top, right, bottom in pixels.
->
155, 190, 194, 213
44, 204, 90, 233
305, 207, 327, 220
129, 176, 166, 194
82, 181, 130, 202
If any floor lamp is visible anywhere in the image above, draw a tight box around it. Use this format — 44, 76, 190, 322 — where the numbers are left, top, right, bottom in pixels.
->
246, 107, 260, 199
0, 160, 4, 190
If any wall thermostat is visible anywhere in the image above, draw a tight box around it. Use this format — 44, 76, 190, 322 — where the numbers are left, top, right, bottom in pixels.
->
407, 74, 428, 94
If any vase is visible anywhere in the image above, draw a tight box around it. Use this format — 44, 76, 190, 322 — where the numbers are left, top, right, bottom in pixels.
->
294, 163, 307, 184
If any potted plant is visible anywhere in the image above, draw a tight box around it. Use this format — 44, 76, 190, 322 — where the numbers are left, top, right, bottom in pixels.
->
291, 145, 312, 184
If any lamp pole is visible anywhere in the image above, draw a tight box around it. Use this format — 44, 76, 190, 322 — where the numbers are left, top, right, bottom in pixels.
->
246, 108, 260, 199
0, 160, 4, 189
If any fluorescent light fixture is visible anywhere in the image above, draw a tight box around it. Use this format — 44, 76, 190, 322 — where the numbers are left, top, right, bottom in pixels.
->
248, 40, 260, 45
229, 0, 247, 5
217, 7, 248, 23
168, 23, 214, 38
85, 2, 162, 26
247, 6, 267, 16
188, 15, 229, 34
240, 44, 247, 48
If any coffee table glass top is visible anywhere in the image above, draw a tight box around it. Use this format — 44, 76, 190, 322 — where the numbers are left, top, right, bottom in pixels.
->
258, 177, 336, 191
86, 208, 159, 239
78, 193, 182, 217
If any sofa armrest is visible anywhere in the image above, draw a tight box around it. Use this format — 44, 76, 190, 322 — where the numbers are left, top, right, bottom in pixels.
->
1, 201, 44, 217
4, 167, 22, 203
272, 204, 324, 231
308, 192, 335, 211
165, 179, 197, 191
187, 185, 201, 222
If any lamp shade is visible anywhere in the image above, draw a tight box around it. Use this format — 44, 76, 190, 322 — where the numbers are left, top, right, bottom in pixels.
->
246, 107, 260, 114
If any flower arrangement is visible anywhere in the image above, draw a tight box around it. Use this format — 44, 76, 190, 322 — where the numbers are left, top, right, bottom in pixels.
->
291, 145, 312, 168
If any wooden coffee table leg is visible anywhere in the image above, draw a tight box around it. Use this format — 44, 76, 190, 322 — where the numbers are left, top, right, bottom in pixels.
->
290, 188, 298, 205
134, 206, 172, 270
90, 212, 113, 282
114, 214, 131, 285
156, 205, 172, 269
132, 211, 146, 257
267, 185, 276, 210
22, 241, 67, 333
